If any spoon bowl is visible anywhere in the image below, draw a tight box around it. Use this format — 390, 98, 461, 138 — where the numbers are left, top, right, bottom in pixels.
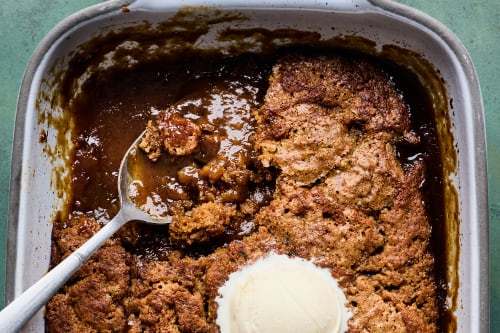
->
118, 130, 172, 224
0, 130, 170, 332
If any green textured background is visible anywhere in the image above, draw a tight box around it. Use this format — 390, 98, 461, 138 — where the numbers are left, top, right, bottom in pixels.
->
0, 0, 497, 331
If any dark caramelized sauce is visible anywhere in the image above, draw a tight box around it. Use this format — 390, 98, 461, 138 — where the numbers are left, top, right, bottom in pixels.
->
385, 61, 451, 331
68, 51, 278, 254
128, 72, 271, 219
69, 52, 272, 217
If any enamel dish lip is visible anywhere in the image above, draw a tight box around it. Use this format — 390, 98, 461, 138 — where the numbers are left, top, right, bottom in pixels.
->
7, 0, 488, 332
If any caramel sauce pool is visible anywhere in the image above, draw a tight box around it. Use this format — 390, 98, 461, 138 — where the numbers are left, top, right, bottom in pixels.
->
128, 77, 268, 219
69, 53, 272, 223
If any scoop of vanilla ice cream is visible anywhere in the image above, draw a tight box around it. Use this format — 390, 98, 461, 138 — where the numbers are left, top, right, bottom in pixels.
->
216, 254, 351, 333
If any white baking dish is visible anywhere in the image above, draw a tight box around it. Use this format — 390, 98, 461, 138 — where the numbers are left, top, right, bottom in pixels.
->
7, 0, 488, 332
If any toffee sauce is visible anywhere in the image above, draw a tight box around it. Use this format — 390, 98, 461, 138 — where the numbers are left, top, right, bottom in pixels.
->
385, 60, 451, 331
62, 47, 451, 331
127, 68, 274, 220
68, 51, 277, 257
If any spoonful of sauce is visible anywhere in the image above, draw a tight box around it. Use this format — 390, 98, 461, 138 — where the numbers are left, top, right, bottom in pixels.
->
0, 130, 170, 332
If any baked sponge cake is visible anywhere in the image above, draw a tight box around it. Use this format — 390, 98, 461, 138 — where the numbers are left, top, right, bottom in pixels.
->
252, 54, 437, 332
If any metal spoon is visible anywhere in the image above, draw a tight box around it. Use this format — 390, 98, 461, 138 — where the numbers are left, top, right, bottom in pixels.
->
0, 130, 171, 332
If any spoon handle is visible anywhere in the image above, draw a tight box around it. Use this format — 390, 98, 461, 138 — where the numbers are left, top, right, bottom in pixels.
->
0, 210, 128, 332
